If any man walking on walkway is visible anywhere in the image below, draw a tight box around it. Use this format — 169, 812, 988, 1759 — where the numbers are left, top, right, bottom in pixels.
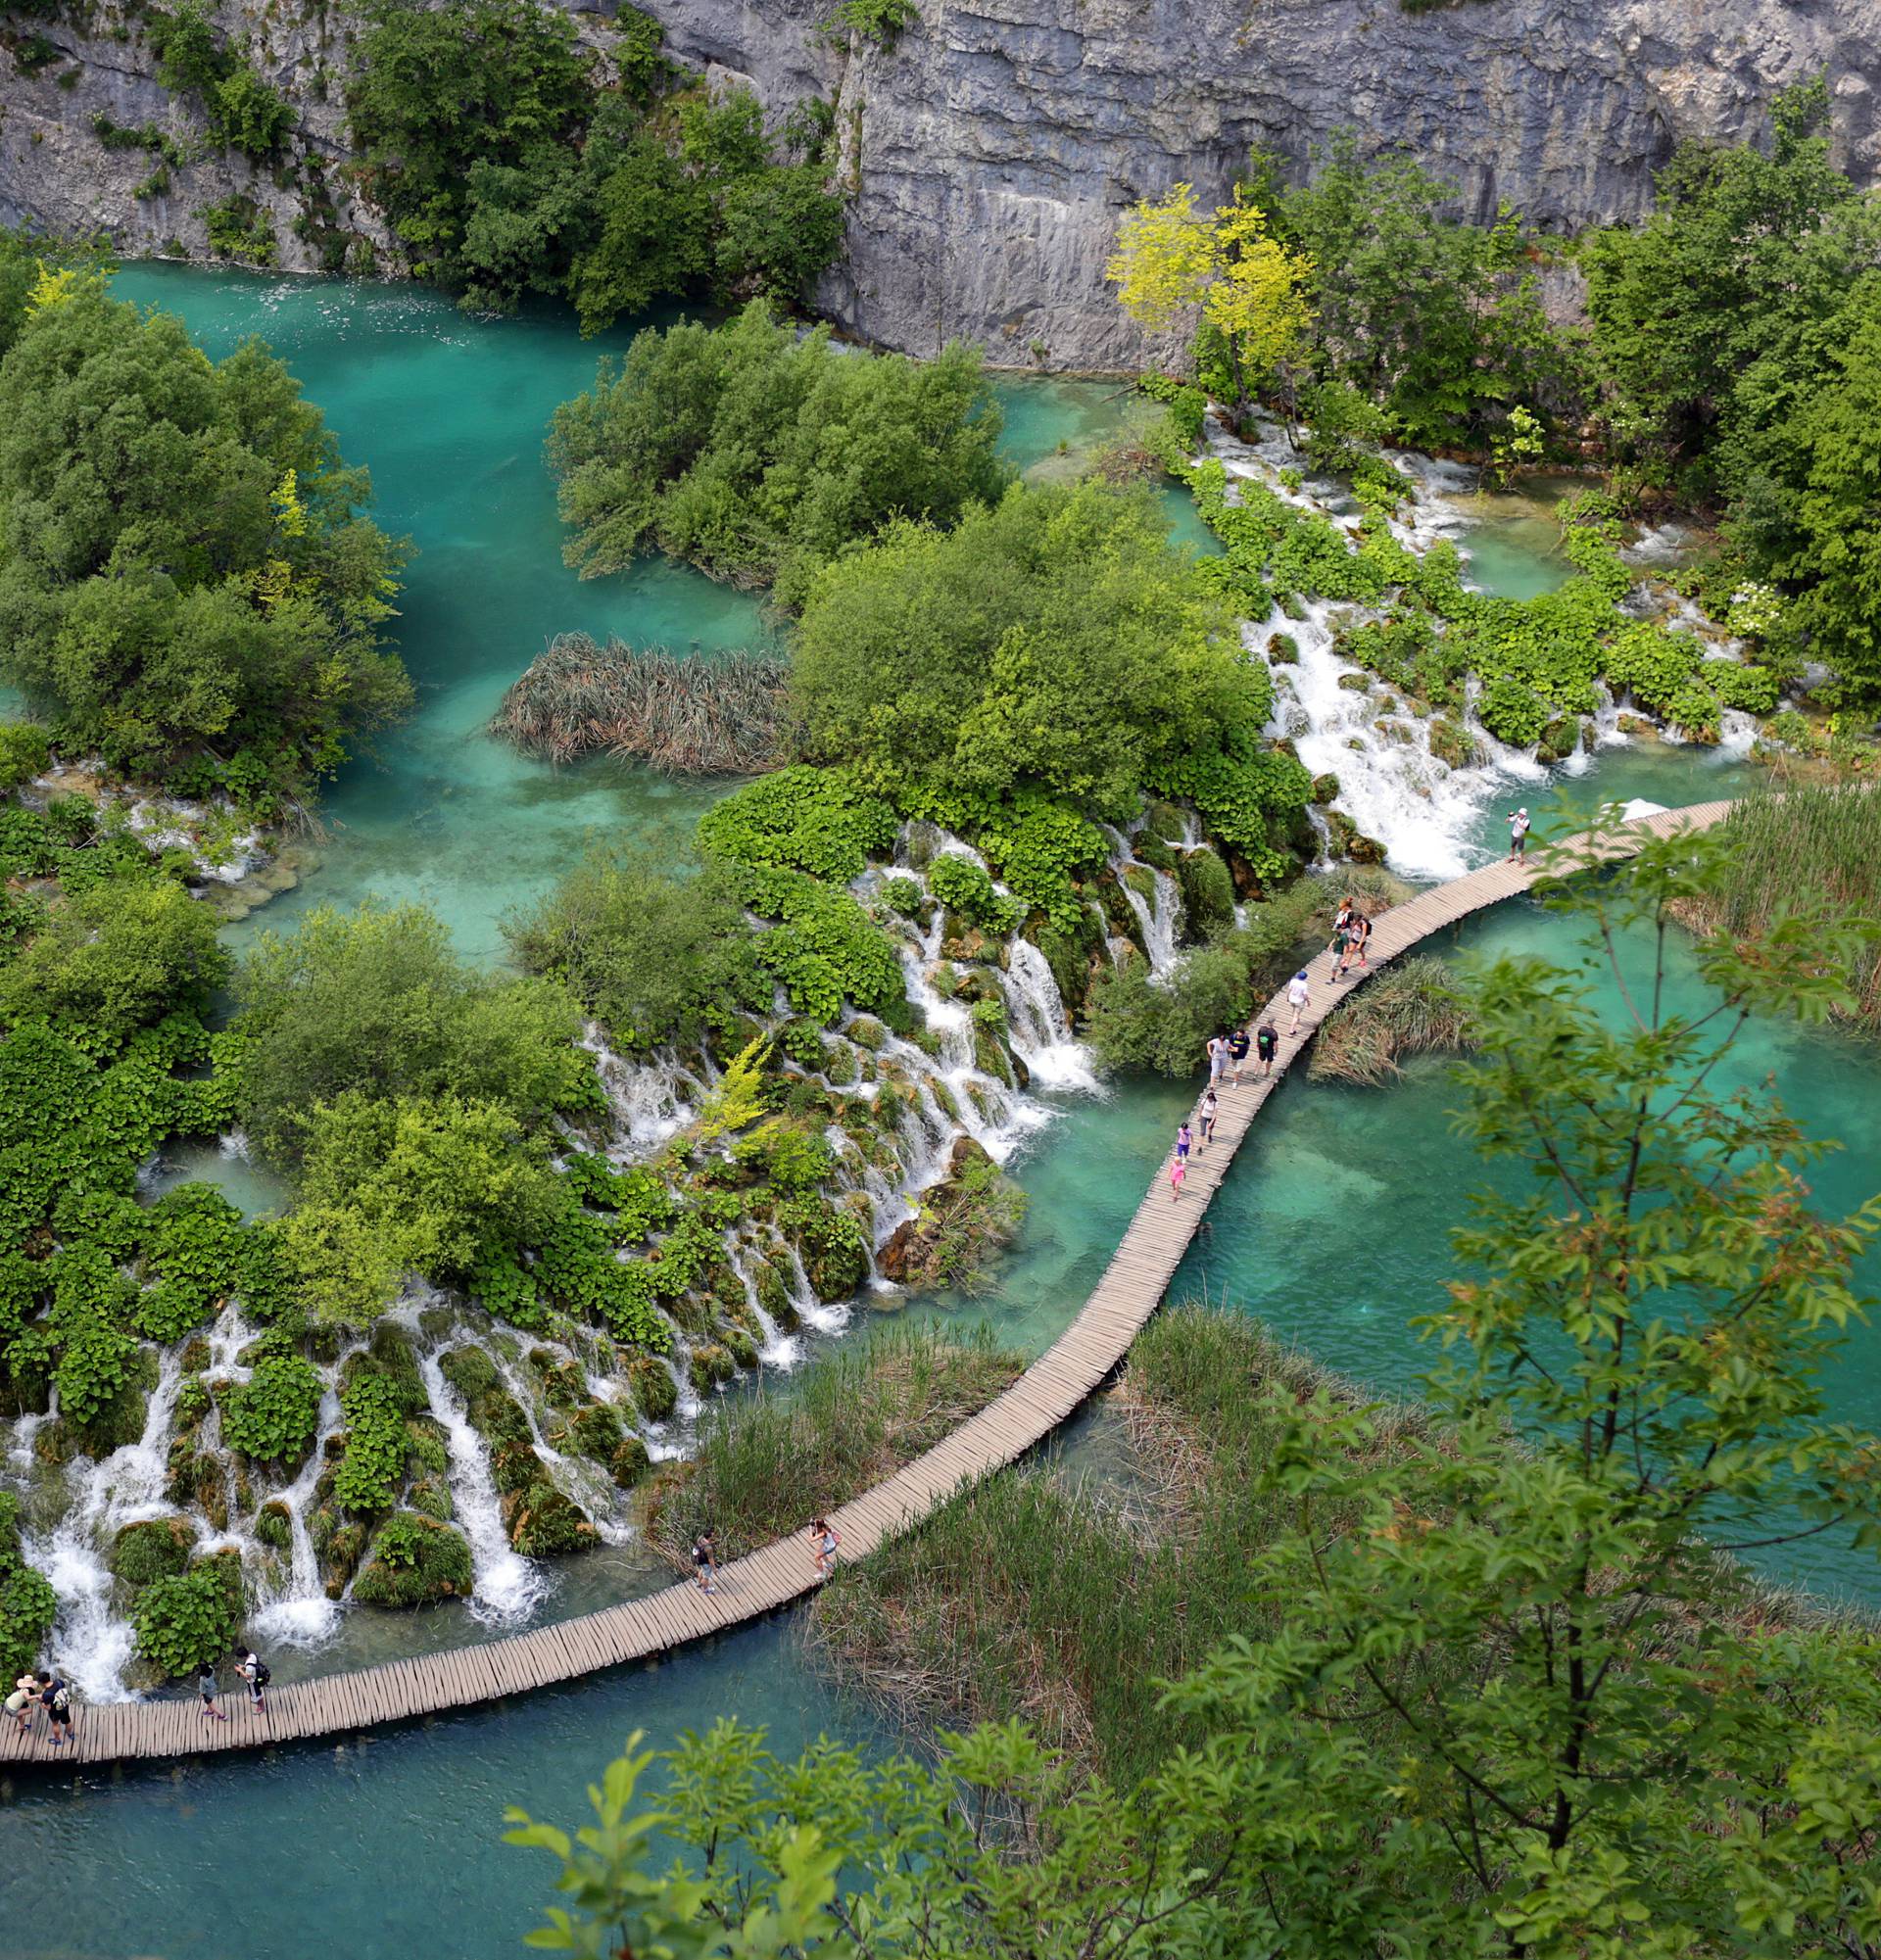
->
1256, 1022, 1278, 1077
1287, 970, 1312, 1033
1508, 807, 1531, 861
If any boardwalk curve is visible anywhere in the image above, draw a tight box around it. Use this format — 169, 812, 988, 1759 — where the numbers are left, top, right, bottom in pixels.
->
1, 799, 1737, 1768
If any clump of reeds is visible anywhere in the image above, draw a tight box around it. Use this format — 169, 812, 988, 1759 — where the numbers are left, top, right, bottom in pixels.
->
492, 634, 792, 774
806, 1305, 1421, 1788
1308, 954, 1477, 1085
644, 1320, 1023, 1567
1675, 785, 1881, 1033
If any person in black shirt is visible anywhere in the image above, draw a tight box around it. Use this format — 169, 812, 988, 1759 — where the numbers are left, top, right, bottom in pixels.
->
1255, 1023, 1279, 1077
1227, 1026, 1251, 1084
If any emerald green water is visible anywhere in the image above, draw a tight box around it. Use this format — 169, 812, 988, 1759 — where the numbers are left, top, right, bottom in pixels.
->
19, 269, 1881, 1957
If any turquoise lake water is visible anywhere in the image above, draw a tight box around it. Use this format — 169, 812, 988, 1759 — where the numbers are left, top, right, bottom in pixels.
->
15, 268, 1881, 1958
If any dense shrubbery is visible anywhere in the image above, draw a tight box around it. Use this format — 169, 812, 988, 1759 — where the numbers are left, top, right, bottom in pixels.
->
0, 270, 410, 801
0, 1492, 55, 1679
131, 1554, 244, 1676
347, 0, 844, 325
551, 301, 1009, 602
148, 0, 291, 159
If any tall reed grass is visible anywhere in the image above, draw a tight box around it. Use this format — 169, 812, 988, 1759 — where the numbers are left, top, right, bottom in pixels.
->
645, 1321, 1023, 1566
808, 1307, 1421, 1788
1683, 786, 1881, 1032
493, 634, 792, 774
1307, 954, 1476, 1084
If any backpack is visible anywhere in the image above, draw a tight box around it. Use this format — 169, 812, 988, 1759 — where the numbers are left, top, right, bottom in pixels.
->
48, 1682, 70, 1715
252, 1661, 271, 1689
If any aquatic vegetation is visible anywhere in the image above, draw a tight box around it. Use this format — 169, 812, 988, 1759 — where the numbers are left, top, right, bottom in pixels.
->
0, 1493, 55, 1680
1306, 954, 1476, 1084
130, 1553, 245, 1678
350, 1510, 474, 1608
645, 1321, 1023, 1565
493, 636, 791, 773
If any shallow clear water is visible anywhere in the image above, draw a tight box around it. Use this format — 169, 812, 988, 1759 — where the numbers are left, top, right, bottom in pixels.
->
21, 269, 1881, 1954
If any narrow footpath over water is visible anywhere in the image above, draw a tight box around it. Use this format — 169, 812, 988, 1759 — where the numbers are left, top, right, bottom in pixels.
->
0, 800, 1734, 1770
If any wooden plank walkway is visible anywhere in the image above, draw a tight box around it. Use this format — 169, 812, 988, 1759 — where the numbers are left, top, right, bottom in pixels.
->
0, 799, 1735, 1769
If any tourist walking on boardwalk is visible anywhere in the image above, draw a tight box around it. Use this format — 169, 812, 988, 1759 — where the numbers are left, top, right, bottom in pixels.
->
1256, 1022, 1279, 1076
234, 1646, 269, 1712
39, 1672, 72, 1746
811, 1517, 841, 1580
1287, 970, 1312, 1032
1172, 1120, 1192, 1200
198, 1665, 228, 1722
7, 1672, 37, 1736
692, 1528, 719, 1595
1329, 905, 1356, 974
1198, 1088, 1219, 1149
1339, 912, 1372, 980
1205, 1032, 1228, 1086
1508, 807, 1531, 861
1228, 1025, 1250, 1083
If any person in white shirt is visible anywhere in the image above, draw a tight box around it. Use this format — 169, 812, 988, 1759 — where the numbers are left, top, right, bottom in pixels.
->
1287, 970, 1312, 1032
1508, 807, 1531, 862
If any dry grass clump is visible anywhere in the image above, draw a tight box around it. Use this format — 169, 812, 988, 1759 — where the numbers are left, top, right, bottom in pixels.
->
644, 1321, 1023, 1567
1308, 954, 1477, 1085
493, 634, 792, 774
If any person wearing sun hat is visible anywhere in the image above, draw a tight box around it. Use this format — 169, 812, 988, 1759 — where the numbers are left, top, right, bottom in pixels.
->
1508, 806, 1532, 862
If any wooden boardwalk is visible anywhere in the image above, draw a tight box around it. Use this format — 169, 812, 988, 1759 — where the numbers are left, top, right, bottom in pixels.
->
0, 800, 1735, 1770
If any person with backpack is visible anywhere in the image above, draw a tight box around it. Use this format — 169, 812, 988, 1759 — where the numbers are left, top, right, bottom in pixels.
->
235, 1646, 269, 1713
1508, 807, 1532, 862
1255, 1022, 1279, 1077
1227, 1026, 1251, 1084
38, 1671, 72, 1746
692, 1528, 719, 1596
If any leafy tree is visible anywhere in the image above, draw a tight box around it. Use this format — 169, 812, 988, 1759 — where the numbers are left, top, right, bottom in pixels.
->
0, 282, 410, 796
549, 301, 1008, 601
1107, 181, 1313, 415
1253, 135, 1575, 451
504, 845, 766, 1053
233, 901, 596, 1165
149, 1, 291, 158
791, 480, 1279, 831
0, 875, 226, 1046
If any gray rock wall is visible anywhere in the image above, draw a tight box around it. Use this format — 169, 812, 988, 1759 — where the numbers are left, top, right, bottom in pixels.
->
3, 0, 1877, 367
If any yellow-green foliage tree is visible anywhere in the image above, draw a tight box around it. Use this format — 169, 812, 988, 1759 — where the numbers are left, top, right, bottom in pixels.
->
1105, 183, 1313, 414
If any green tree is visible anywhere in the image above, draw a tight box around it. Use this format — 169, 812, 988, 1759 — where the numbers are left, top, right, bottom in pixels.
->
0, 283, 410, 795
505, 845, 766, 1053
549, 301, 1008, 600
233, 901, 595, 1165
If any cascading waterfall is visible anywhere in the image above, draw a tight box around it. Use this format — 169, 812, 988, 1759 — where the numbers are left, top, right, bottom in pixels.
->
23, 1349, 187, 1700
999, 938, 1100, 1092
577, 1024, 701, 1159
723, 1240, 801, 1369
1102, 827, 1183, 977
247, 1385, 345, 1649
415, 1347, 550, 1624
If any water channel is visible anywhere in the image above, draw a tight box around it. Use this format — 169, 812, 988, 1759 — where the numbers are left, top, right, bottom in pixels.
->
10, 268, 1879, 1959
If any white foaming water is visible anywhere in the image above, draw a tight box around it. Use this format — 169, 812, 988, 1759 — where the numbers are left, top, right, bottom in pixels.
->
578, 1025, 699, 1158
25, 1350, 187, 1700
246, 1384, 346, 1650
415, 1347, 550, 1624
1102, 828, 1183, 978
1000, 938, 1101, 1092
725, 1241, 801, 1369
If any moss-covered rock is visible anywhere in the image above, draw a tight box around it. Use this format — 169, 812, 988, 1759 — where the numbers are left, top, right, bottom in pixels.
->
1428, 717, 1482, 771
608, 1434, 651, 1488
75, 1386, 148, 1458
846, 1017, 888, 1053
408, 1475, 454, 1522
752, 1260, 797, 1332
110, 1514, 194, 1592
1178, 846, 1235, 928
352, 1511, 473, 1608
689, 1343, 735, 1394
503, 1479, 597, 1556
720, 1324, 758, 1370
439, 1344, 501, 1406
407, 1414, 449, 1478
1309, 772, 1340, 805
627, 1356, 678, 1423
567, 1400, 622, 1461
1268, 632, 1300, 664
255, 1501, 293, 1553
179, 1336, 212, 1374
1133, 830, 1178, 875
311, 1506, 368, 1599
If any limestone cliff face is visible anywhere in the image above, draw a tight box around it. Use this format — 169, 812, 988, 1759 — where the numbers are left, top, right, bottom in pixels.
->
3, 0, 1877, 369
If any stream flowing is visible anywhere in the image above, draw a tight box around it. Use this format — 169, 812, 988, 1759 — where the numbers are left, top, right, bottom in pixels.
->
14, 267, 1881, 1960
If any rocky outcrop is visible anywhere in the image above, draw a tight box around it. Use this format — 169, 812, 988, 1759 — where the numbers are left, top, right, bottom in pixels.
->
2, 0, 1877, 366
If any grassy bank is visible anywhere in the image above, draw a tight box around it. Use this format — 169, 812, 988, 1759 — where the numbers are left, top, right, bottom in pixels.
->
807, 1308, 1423, 1787
644, 1321, 1024, 1568
1676, 785, 1881, 1032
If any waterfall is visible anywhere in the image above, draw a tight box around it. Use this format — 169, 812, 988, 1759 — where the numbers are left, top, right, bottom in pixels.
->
724, 1240, 801, 1369
415, 1347, 549, 1624
23, 1349, 187, 1701
246, 1382, 345, 1649
577, 1025, 699, 1158
999, 939, 1100, 1092
1102, 828, 1182, 979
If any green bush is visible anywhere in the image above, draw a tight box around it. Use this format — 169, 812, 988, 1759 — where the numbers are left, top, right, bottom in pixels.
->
109, 1514, 195, 1592
131, 1560, 244, 1677
0, 281, 410, 797
0, 723, 50, 792
352, 1509, 473, 1607
928, 855, 1017, 935
221, 1352, 324, 1463
550, 303, 1007, 602
0, 1492, 55, 1680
